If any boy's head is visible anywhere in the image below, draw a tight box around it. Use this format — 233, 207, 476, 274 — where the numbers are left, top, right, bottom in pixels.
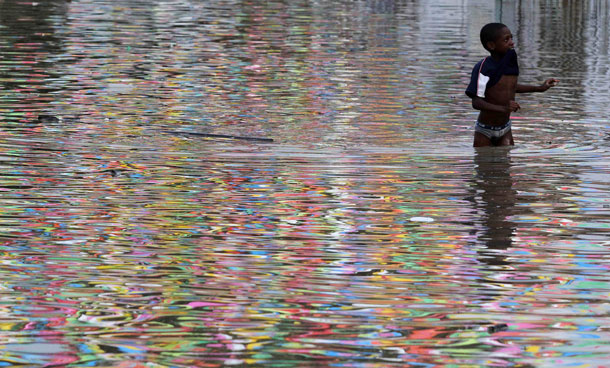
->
480, 23, 511, 52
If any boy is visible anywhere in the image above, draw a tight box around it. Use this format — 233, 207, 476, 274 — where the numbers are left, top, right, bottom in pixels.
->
466, 23, 559, 147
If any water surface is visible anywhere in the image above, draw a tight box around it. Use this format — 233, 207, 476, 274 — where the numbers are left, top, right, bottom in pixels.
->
0, 0, 609, 366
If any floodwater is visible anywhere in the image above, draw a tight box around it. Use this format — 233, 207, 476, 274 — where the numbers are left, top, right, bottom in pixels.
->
0, 0, 609, 366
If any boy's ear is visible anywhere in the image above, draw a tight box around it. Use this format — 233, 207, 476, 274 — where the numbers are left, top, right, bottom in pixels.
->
486, 41, 495, 51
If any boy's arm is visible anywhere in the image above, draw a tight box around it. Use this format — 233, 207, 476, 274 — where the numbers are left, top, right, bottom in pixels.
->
471, 97, 520, 113
516, 78, 559, 93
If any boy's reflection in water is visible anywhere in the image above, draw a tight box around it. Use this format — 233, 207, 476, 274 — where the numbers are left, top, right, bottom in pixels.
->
472, 148, 516, 267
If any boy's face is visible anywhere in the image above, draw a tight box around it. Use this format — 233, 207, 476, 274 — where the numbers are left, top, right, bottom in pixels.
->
488, 27, 515, 54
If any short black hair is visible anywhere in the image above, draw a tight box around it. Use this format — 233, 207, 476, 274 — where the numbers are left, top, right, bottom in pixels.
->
480, 23, 508, 51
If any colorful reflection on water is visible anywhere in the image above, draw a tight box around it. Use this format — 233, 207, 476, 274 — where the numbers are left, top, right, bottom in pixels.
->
0, 0, 609, 366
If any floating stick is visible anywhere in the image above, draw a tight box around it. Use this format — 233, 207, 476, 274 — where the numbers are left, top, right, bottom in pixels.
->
163, 130, 274, 142
35, 115, 274, 143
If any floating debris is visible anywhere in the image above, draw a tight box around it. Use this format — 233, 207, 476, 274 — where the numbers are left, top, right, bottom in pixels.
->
487, 323, 509, 333
409, 216, 435, 222
163, 130, 274, 142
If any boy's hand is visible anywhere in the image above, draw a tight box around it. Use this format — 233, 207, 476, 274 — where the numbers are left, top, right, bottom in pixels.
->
541, 78, 559, 91
508, 100, 520, 112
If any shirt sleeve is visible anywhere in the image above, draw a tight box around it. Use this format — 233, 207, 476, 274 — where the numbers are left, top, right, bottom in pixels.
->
465, 59, 488, 99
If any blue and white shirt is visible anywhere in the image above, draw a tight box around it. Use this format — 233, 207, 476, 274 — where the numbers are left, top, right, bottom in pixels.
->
466, 49, 519, 99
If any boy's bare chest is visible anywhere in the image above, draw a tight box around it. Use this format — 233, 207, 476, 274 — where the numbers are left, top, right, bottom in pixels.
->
487, 75, 517, 101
